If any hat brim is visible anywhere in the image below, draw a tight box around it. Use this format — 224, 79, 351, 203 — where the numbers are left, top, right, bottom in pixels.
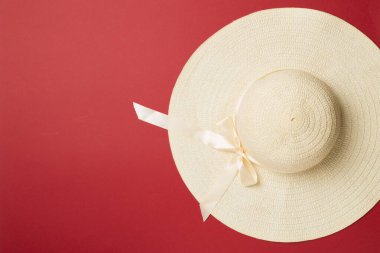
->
168, 8, 380, 242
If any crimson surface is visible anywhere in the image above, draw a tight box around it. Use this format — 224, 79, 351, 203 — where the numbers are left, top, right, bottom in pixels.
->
0, 0, 379, 252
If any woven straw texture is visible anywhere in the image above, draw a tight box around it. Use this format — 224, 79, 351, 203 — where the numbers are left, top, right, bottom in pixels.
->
168, 8, 380, 242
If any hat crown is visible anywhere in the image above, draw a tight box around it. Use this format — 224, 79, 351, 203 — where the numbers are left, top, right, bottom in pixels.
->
236, 70, 341, 173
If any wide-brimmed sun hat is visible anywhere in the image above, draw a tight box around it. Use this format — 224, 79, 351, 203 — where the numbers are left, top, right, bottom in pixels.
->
133, 8, 380, 242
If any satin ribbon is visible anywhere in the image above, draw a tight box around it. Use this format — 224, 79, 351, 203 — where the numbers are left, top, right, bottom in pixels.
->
133, 102, 259, 221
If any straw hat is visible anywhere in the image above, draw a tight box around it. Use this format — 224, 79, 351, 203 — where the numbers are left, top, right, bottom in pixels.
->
136, 8, 380, 242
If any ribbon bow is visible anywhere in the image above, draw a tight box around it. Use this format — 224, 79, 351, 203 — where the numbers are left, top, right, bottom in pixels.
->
133, 102, 259, 221
197, 117, 259, 220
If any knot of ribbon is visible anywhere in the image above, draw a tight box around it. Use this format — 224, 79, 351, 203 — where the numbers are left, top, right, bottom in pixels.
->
133, 102, 259, 221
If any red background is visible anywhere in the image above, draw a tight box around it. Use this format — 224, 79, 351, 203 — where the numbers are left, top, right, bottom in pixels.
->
0, 0, 379, 252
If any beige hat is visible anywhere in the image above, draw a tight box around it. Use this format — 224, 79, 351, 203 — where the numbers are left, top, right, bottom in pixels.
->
134, 8, 380, 242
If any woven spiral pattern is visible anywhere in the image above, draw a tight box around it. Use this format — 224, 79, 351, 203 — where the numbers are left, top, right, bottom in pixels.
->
168, 8, 380, 242
236, 69, 341, 173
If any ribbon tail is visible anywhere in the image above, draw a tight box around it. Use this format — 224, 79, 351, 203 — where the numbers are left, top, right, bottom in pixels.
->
239, 158, 258, 186
200, 163, 239, 221
133, 102, 169, 129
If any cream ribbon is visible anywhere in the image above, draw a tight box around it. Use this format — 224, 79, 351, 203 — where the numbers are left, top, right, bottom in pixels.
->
133, 102, 259, 221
